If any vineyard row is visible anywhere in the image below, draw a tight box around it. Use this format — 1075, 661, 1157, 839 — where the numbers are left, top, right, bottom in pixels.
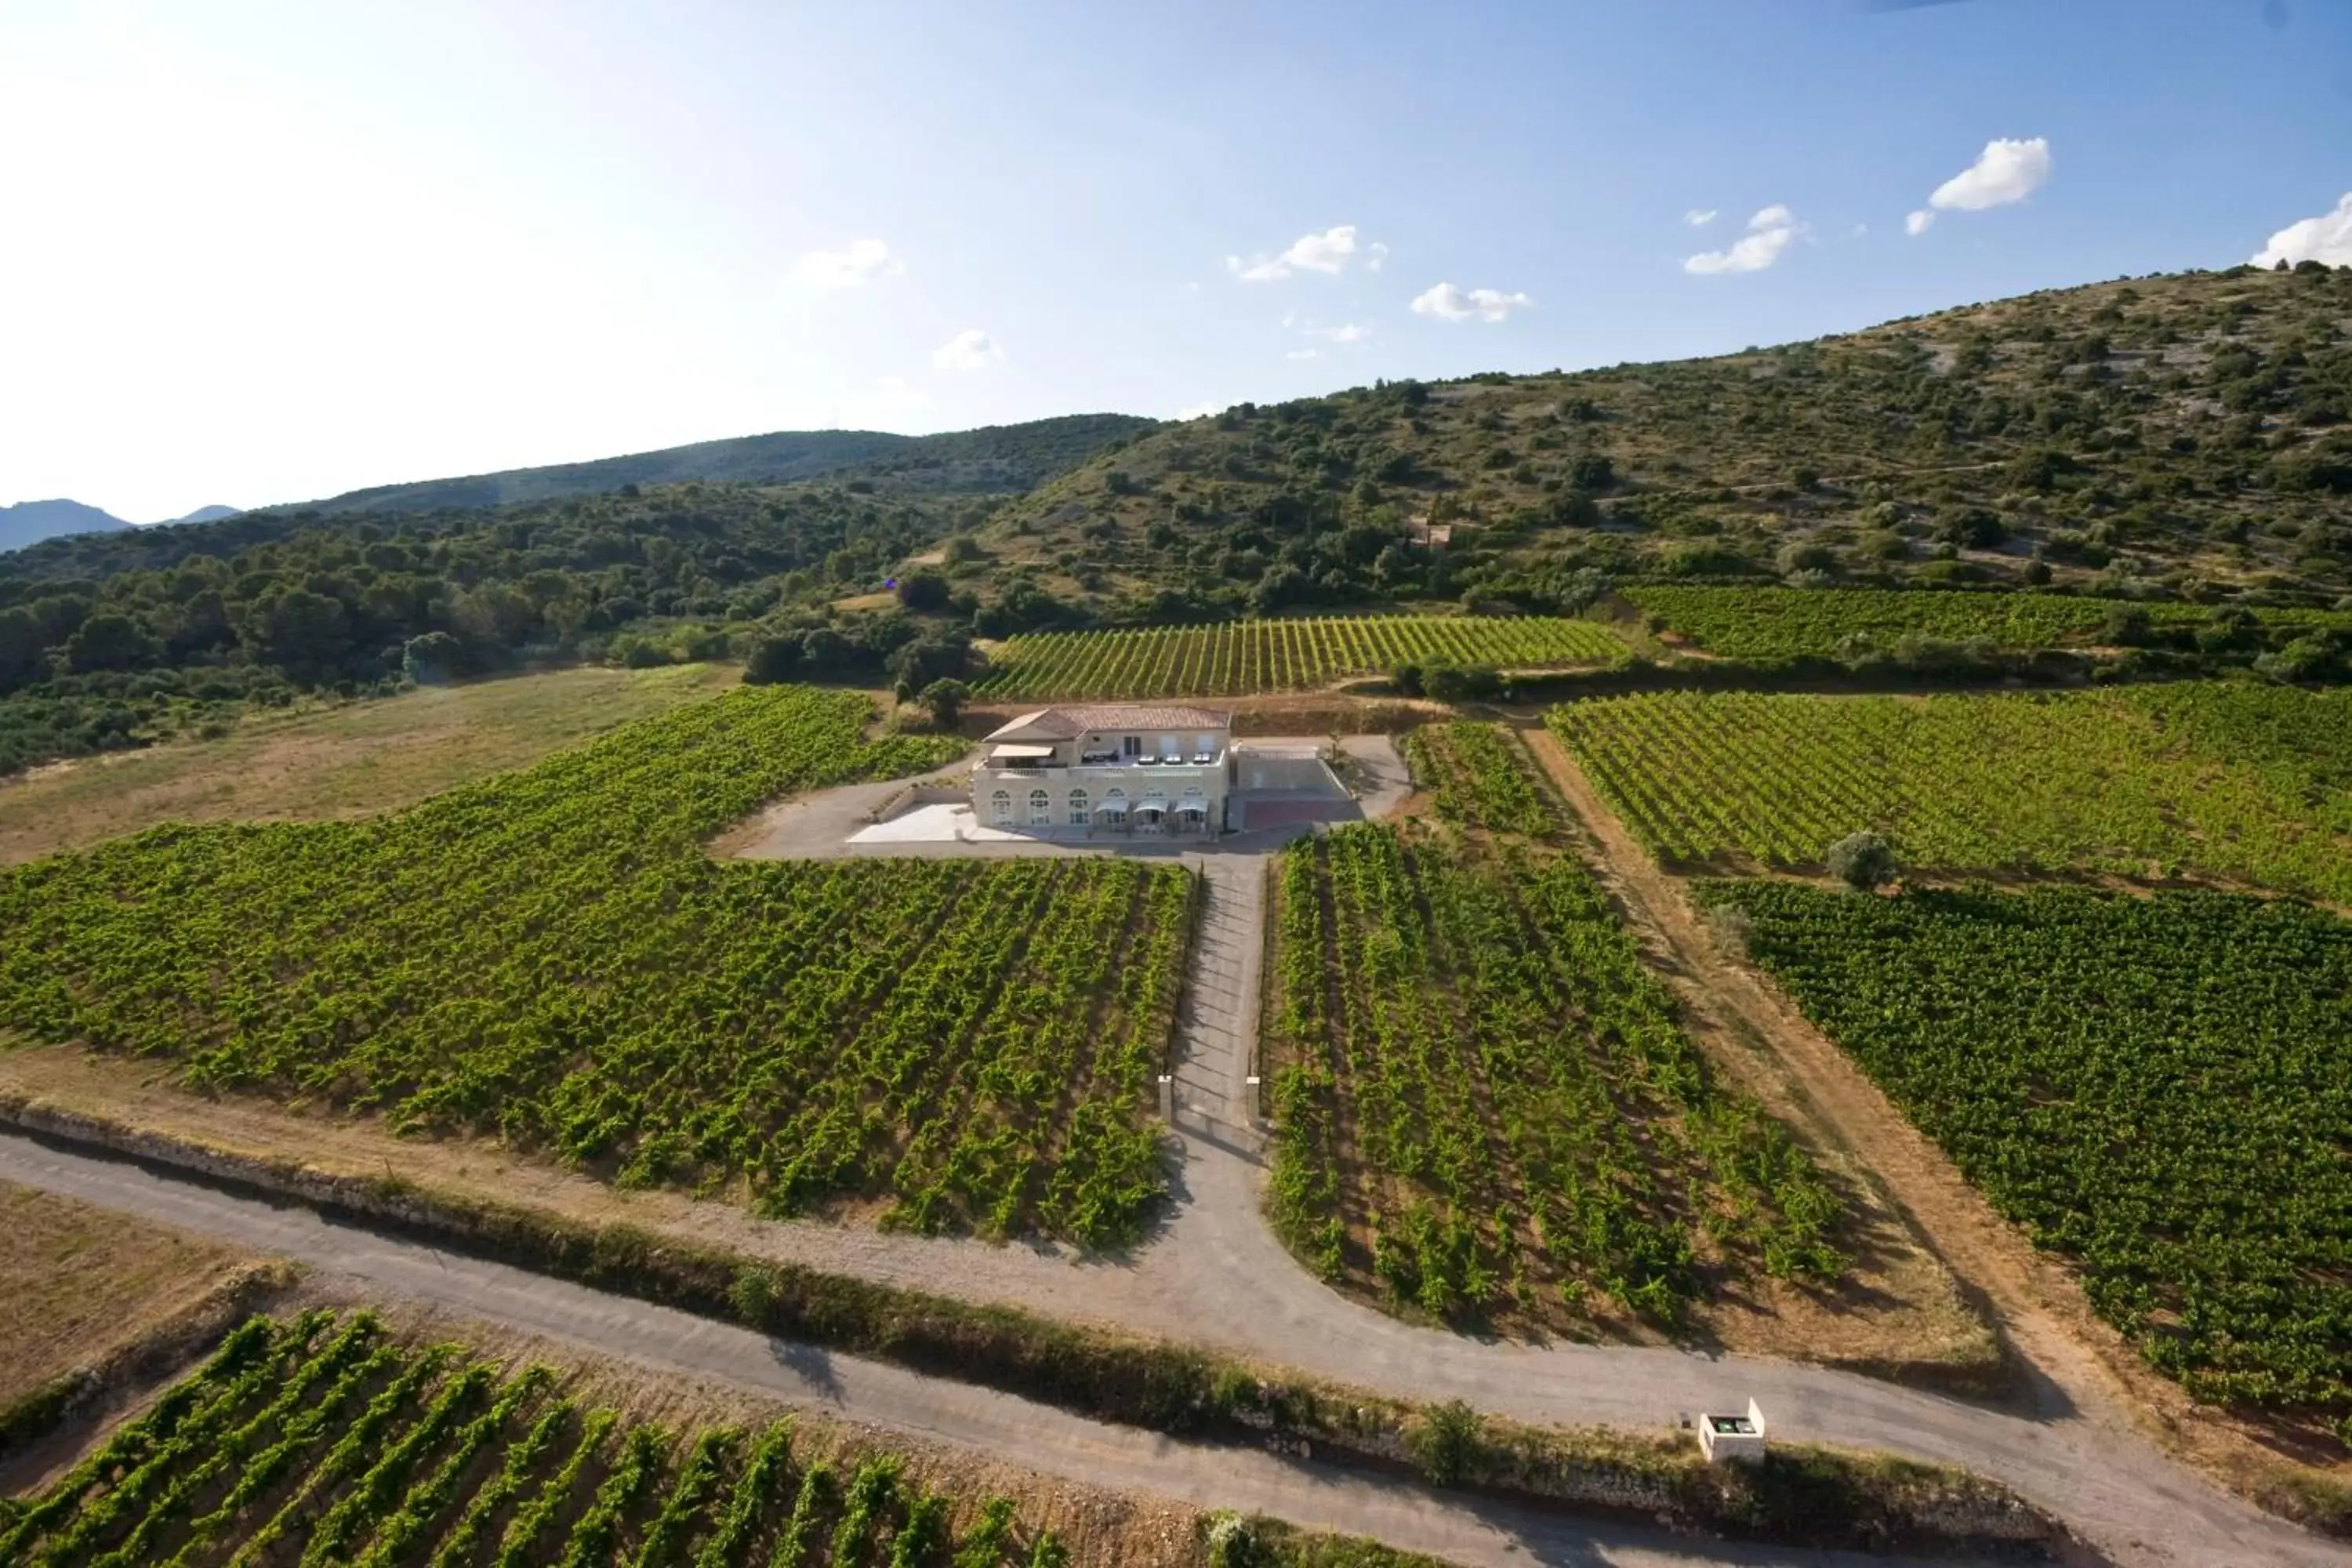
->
0, 688, 1191, 1247
973, 616, 1625, 701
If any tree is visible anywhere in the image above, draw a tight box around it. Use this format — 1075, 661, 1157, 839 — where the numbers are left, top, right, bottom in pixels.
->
895, 571, 950, 612
0, 606, 45, 691
887, 633, 973, 699
60, 612, 158, 673
2101, 604, 2154, 648
918, 677, 969, 730
401, 630, 466, 685
1421, 663, 1503, 702
742, 633, 804, 685
237, 586, 350, 674
1825, 830, 1898, 891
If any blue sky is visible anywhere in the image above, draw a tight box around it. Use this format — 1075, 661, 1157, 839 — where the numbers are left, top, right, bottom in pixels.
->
5, 0, 2350, 521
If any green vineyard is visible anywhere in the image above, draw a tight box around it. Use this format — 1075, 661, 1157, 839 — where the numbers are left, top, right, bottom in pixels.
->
1712, 881, 2352, 1419
1547, 684, 2352, 904
0, 688, 1191, 1247
1622, 585, 2352, 662
971, 616, 1624, 700
0, 1310, 1079, 1567
1262, 723, 1842, 1327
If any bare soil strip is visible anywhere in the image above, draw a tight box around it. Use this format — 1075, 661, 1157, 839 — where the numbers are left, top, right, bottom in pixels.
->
1520, 721, 2352, 1531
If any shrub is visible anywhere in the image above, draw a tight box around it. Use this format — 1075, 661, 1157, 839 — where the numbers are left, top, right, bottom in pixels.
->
1407, 1399, 1482, 1487
1825, 831, 1898, 891
895, 572, 951, 612
742, 633, 803, 685
1421, 663, 1503, 702
2101, 604, 2154, 647
918, 678, 969, 730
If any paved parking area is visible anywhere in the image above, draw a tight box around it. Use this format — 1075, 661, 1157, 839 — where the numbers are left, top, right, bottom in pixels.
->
720, 734, 1406, 863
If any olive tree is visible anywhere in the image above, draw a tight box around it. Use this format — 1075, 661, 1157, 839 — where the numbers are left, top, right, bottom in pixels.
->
1825, 830, 1898, 891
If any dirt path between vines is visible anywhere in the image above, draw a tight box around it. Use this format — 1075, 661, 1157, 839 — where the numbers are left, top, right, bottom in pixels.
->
1518, 722, 2352, 1530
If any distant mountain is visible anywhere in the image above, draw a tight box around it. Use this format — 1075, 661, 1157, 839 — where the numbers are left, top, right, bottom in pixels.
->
0, 499, 132, 553
289, 414, 1159, 516
166, 504, 241, 525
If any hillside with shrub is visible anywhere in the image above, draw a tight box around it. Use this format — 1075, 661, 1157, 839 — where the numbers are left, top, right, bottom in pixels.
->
973, 264, 2352, 619
7, 264, 2352, 778
281, 412, 1157, 516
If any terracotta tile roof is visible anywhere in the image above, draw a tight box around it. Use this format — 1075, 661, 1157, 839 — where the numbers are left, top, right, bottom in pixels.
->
984, 704, 1232, 742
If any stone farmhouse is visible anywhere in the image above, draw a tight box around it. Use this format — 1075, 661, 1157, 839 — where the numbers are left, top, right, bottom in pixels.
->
975, 704, 1232, 835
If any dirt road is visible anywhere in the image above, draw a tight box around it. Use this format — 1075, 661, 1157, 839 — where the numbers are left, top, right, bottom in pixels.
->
0, 1131, 1967, 1568
5, 733, 2343, 1566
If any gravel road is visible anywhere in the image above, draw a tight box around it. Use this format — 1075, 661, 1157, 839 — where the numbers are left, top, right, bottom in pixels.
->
0, 1131, 1975, 1568
5, 732, 2343, 1566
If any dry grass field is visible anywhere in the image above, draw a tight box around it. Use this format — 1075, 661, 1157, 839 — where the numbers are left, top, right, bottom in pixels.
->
0, 662, 737, 866
0, 1181, 260, 1406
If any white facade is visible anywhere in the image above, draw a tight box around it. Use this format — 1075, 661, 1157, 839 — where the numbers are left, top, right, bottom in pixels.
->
973, 704, 1233, 836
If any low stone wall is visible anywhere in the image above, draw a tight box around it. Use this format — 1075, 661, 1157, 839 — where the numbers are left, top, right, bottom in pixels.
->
868, 782, 967, 823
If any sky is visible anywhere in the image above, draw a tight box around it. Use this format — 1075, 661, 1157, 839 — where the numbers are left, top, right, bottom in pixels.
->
5, 0, 2352, 522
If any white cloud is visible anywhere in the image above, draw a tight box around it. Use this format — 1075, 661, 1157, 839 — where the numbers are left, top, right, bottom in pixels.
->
2251, 192, 2352, 267
1367, 241, 1390, 272
931, 328, 1004, 371
1925, 137, 2052, 213
1905, 209, 1936, 238
1310, 321, 1373, 344
793, 238, 902, 289
1852, 223, 1870, 238
1683, 205, 1801, 275
1685, 209, 1719, 227
1174, 399, 1226, 420
1286, 347, 1323, 361
1409, 282, 1534, 323
1228, 223, 1372, 282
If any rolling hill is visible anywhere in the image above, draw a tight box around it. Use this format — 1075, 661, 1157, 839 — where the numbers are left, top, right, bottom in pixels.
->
970, 263, 2352, 617
2, 263, 2347, 779
286, 412, 1158, 515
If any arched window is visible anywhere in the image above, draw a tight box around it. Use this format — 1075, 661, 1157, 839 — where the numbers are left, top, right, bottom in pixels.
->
1029, 788, 1051, 826
1069, 789, 1090, 826
990, 789, 1011, 825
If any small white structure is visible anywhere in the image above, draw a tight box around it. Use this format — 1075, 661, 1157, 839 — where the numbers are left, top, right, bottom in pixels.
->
1697, 1399, 1768, 1465
972, 704, 1233, 837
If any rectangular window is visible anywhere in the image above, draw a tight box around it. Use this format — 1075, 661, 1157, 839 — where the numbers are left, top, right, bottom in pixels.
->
1122, 735, 1141, 757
